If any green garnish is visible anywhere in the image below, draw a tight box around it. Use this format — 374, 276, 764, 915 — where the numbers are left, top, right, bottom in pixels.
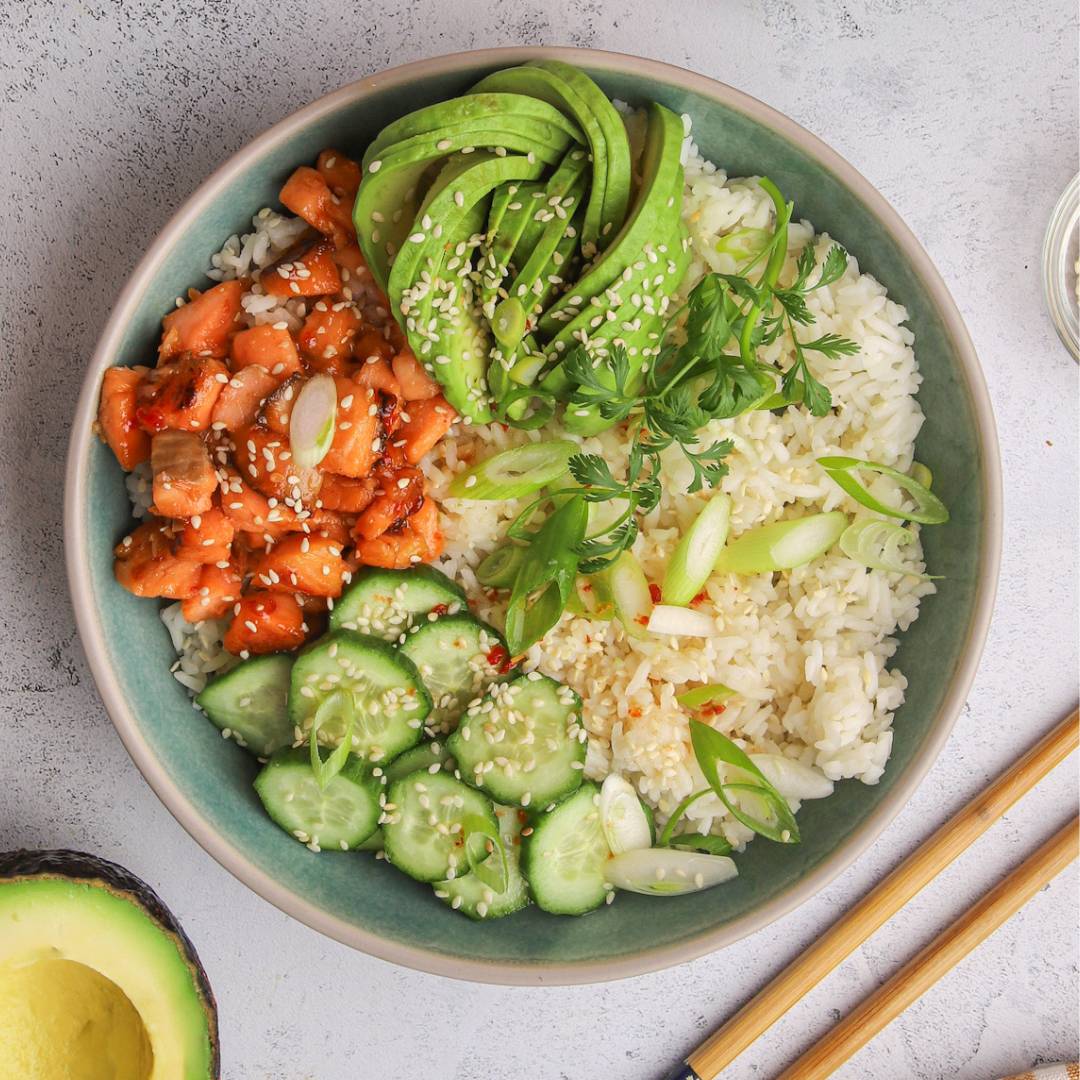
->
818, 456, 949, 525
839, 518, 938, 579
712, 512, 848, 575
448, 439, 577, 500
476, 544, 527, 588
669, 834, 733, 856
464, 814, 510, 894
689, 719, 800, 844
676, 683, 736, 711
309, 690, 356, 790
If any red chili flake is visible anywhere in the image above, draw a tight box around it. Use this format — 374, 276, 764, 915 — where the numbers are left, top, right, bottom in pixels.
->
580, 582, 593, 593
691, 590, 708, 606
486, 644, 512, 674
648, 583, 662, 604
430, 603, 449, 616
628, 707, 642, 719
634, 615, 649, 627
701, 703, 727, 717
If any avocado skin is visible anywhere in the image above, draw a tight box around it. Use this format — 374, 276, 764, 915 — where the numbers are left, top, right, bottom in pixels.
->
0, 848, 220, 1079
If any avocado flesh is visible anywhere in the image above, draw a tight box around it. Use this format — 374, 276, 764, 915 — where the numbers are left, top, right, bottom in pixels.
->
356, 115, 579, 291
528, 60, 634, 253
480, 180, 545, 315
470, 67, 614, 252
362, 93, 583, 166
386, 153, 546, 420
537, 102, 685, 338
0, 850, 218, 1080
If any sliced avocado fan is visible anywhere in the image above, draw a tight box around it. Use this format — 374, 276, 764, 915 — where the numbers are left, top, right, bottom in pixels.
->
355, 67, 688, 431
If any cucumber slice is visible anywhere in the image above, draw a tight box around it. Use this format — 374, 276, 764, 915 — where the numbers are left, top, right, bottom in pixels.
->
254, 748, 382, 851
399, 614, 507, 734
355, 827, 385, 852
383, 739, 456, 784
195, 654, 293, 757
435, 804, 529, 920
522, 783, 612, 915
447, 674, 586, 807
382, 771, 497, 883
330, 565, 466, 640
289, 631, 430, 762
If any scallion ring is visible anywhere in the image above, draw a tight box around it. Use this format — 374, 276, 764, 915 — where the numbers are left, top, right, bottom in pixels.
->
476, 544, 527, 588
839, 518, 938, 579
463, 814, 509, 894
448, 439, 578, 500
309, 690, 355, 791
818, 455, 949, 525
713, 512, 848, 575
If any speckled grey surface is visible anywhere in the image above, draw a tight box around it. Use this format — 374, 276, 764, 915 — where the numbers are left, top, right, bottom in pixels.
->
1, 2, 1077, 1077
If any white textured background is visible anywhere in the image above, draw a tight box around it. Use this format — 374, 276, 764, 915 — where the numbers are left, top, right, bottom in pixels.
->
1, 1, 1077, 1077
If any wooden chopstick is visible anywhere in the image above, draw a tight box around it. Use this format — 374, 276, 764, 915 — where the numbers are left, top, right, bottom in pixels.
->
666, 707, 1078, 1080
777, 815, 1079, 1078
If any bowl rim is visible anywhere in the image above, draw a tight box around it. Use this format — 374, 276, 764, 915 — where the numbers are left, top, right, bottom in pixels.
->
64, 45, 1002, 986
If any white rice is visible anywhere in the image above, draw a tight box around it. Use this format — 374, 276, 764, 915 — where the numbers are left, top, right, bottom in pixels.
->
150, 135, 935, 850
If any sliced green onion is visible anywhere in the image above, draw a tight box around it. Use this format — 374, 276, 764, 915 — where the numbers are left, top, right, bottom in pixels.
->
715, 226, 772, 264
604, 551, 652, 639
646, 604, 715, 637
689, 720, 800, 843
657, 789, 710, 847
662, 494, 731, 605
605, 848, 738, 895
289, 372, 337, 469
677, 684, 736, 711
817, 456, 949, 525
839, 518, 936, 579
713, 512, 847, 575
668, 833, 733, 856
476, 544, 526, 588
576, 574, 615, 621
448, 440, 578, 499
748, 754, 834, 800
495, 384, 557, 430
309, 690, 355, 790
504, 495, 588, 654
491, 297, 526, 350
463, 814, 509, 894
599, 775, 654, 855
909, 461, 933, 490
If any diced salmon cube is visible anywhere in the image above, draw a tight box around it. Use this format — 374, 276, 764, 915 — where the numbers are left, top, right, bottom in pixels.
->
114, 519, 201, 599
219, 471, 299, 540
318, 377, 382, 478
177, 506, 235, 564
354, 497, 443, 569
223, 591, 307, 655
233, 424, 322, 506
316, 149, 362, 202
261, 239, 341, 298
279, 166, 353, 246
398, 396, 456, 464
181, 562, 244, 622
353, 330, 396, 366
353, 466, 425, 541
151, 431, 217, 519
136, 354, 229, 434
304, 509, 353, 547
260, 376, 300, 436
210, 366, 280, 433
297, 303, 363, 375
252, 534, 347, 597
230, 324, 302, 378
99, 366, 152, 469
159, 280, 244, 362
332, 243, 374, 286
391, 347, 441, 401
317, 473, 376, 514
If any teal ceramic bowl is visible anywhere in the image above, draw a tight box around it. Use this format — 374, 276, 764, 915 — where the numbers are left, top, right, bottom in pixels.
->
65, 47, 1001, 984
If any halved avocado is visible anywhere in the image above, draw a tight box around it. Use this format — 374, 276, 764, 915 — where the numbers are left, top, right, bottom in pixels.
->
0, 850, 218, 1079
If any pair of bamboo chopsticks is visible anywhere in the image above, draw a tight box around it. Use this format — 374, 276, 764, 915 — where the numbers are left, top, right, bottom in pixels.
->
664, 707, 1079, 1080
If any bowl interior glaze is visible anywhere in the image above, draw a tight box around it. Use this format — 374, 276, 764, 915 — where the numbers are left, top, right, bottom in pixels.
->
67, 49, 999, 984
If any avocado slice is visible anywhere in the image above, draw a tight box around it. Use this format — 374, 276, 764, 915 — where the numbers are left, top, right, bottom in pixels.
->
362, 93, 583, 166
0, 849, 218, 1079
537, 101, 685, 338
470, 67, 616, 253
356, 107, 580, 291
527, 60, 634, 253
385, 152, 547, 421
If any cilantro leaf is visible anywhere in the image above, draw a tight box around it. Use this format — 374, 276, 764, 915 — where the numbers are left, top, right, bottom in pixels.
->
800, 332, 859, 359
